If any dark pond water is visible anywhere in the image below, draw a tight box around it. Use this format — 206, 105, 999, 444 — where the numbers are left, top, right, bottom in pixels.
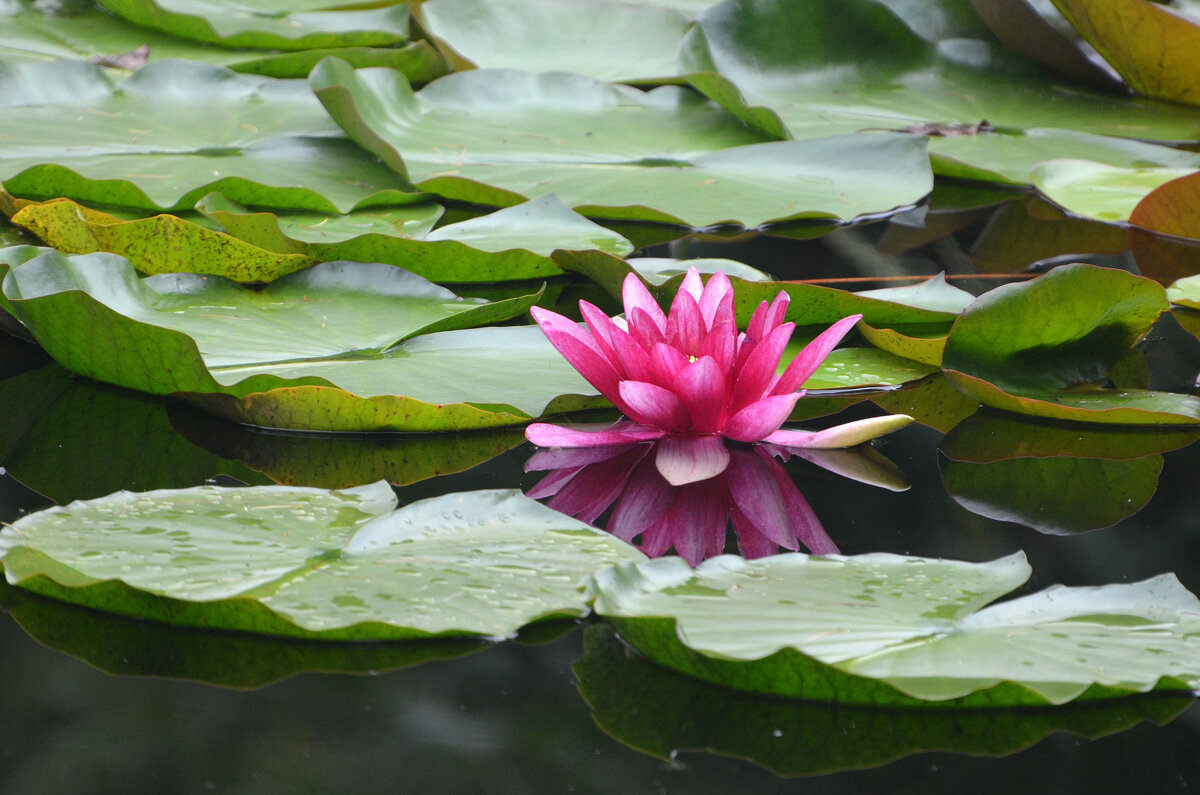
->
2, 193, 1199, 792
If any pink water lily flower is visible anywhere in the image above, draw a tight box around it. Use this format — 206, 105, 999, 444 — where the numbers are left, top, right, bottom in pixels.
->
526, 268, 912, 485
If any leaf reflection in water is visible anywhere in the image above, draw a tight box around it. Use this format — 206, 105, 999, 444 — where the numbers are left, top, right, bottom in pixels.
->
525, 438, 907, 565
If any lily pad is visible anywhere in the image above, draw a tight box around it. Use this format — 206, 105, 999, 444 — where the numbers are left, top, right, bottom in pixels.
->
590, 552, 1200, 706
967, 197, 1130, 273
2, 250, 603, 431
310, 58, 933, 228
680, 0, 1200, 179
1129, 170, 1200, 243
1031, 160, 1200, 223
1168, 274, 1200, 310
97, 0, 411, 50
0, 482, 646, 639
941, 263, 1200, 424
870, 373, 982, 433
0, 59, 418, 213
415, 0, 691, 83
576, 624, 1193, 776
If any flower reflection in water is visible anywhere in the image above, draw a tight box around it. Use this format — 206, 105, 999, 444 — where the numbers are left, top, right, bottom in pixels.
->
526, 437, 907, 565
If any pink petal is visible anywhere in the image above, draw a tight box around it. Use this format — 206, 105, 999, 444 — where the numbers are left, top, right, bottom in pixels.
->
638, 518, 676, 558
770, 456, 838, 555
524, 441, 643, 472
525, 422, 666, 448
666, 289, 704, 356
547, 446, 645, 523
525, 467, 582, 500
731, 503, 786, 559
530, 306, 625, 409
668, 483, 727, 565
762, 414, 914, 449
729, 322, 795, 413
650, 341, 690, 387
578, 301, 621, 366
745, 300, 770, 343
608, 457, 676, 542
698, 271, 733, 329
679, 267, 704, 301
621, 273, 666, 335
628, 306, 667, 350
765, 290, 790, 332
721, 392, 802, 442
673, 356, 727, 434
774, 314, 862, 395
609, 322, 656, 383
654, 435, 731, 486
699, 315, 736, 378
724, 447, 794, 547
619, 380, 692, 431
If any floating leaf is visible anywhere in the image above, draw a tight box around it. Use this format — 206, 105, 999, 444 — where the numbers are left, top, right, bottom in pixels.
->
1129, 169, 1200, 243
1031, 160, 1199, 223
0, 581, 487, 689
1168, 274, 1200, 310
1050, 0, 1200, 106
801, 347, 939, 390
2, 250, 602, 431
1, 483, 646, 640
681, 0, 1200, 181
590, 552, 1200, 705
942, 264, 1200, 424
870, 373, 982, 433
97, 0, 411, 50
968, 197, 1129, 273
415, 0, 691, 83
0, 59, 417, 213
310, 58, 933, 228
576, 624, 1193, 776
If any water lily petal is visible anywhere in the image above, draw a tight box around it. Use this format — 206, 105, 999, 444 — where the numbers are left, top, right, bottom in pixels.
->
771, 458, 838, 555
765, 290, 790, 333
579, 301, 621, 366
699, 314, 736, 378
668, 483, 727, 566
530, 306, 625, 408
525, 441, 645, 472
610, 322, 657, 383
674, 356, 727, 434
654, 434, 731, 486
722, 392, 802, 442
619, 380, 691, 432
730, 321, 795, 413
679, 267, 704, 301
666, 288, 704, 356
762, 414, 914, 449
628, 306, 667, 351
525, 466, 582, 499
525, 422, 666, 448
608, 457, 676, 542
548, 447, 643, 523
724, 447, 794, 547
790, 447, 911, 492
746, 299, 770, 342
774, 313, 862, 395
698, 270, 733, 329
731, 502, 788, 558
650, 341, 689, 387
622, 272, 666, 335
638, 518, 676, 558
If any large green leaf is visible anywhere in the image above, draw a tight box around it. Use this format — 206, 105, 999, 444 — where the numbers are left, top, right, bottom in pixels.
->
0, 581, 486, 689
942, 264, 1200, 424
310, 58, 934, 228
0, 59, 418, 212
680, 0, 1200, 181
590, 552, 1200, 706
0, 1, 446, 80
415, 0, 691, 83
0, 483, 646, 639
1031, 159, 1200, 223
0, 364, 271, 503
2, 250, 602, 431
97, 0, 411, 50
575, 624, 1193, 776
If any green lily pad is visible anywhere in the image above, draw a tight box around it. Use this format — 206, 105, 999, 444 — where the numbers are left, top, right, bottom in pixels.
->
1031, 160, 1200, 223
575, 624, 1193, 777
97, 0, 411, 50
1051, 0, 1200, 106
0, 59, 418, 213
590, 552, 1200, 706
310, 58, 933, 228
967, 197, 1130, 274
680, 0, 1200, 179
1168, 274, 1200, 310
2, 250, 602, 431
0, 483, 646, 639
0, 364, 271, 503
415, 0, 691, 83
0, 581, 487, 689
11, 193, 632, 283
870, 373, 982, 432
1129, 170, 1200, 244
802, 347, 939, 389
0, 1, 447, 80
942, 263, 1200, 424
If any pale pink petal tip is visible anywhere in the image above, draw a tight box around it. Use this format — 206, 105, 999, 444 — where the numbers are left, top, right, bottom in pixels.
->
654, 435, 731, 486
763, 414, 914, 450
